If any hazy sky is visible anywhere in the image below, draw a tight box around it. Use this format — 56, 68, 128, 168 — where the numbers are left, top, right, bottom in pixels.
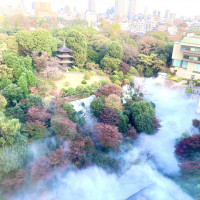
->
1, 0, 200, 18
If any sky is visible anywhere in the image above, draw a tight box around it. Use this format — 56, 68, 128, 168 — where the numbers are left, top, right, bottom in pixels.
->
1, 0, 200, 18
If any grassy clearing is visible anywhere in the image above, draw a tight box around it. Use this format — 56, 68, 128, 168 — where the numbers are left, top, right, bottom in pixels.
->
54, 72, 106, 89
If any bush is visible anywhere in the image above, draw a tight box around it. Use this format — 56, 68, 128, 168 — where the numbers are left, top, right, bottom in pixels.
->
193, 119, 200, 128
97, 70, 104, 76
84, 72, 91, 80
114, 80, 122, 86
81, 80, 87, 84
64, 81, 70, 87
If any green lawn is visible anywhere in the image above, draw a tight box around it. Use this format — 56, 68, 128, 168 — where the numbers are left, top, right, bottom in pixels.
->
54, 72, 106, 89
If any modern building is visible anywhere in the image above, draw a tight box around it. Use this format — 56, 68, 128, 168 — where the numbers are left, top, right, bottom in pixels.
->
171, 37, 200, 79
115, 0, 136, 19
128, 0, 136, 19
88, 0, 95, 12
85, 11, 98, 26
34, 2, 57, 18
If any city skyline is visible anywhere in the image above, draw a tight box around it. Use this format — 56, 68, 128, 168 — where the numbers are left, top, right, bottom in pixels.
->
1, 0, 200, 18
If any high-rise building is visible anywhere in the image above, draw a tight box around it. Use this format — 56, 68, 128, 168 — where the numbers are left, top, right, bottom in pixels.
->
115, 0, 135, 19
165, 9, 170, 19
128, 0, 136, 17
34, 2, 57, 18
88, 0, 95, 12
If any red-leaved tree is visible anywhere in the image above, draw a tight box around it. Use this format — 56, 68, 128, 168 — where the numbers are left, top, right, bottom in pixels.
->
175, 134, 200, 160
119, 62, 130, 75
192, 119, 200, 128
179, 161, 200, 174
99, 107, 119, 126
96, 84, 123, 97
31, 156, 52, 184
94, 123, 122, 149
26, 106, 51, 124
127, 127, 138, 140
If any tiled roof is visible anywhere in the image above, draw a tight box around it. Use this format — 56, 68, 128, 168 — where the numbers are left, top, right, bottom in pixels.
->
57, 46, 72, 53
182, 37, 200, 45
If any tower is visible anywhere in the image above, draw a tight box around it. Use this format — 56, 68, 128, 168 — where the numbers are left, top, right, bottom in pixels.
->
88, 0, 95, 12
115, 0, 129, 19
128, 0, 136, 17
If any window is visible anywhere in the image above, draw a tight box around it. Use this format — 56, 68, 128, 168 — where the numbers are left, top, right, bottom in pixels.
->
182, 61, 188, 69
194, 64, 200, 72
173, 59, 181, 67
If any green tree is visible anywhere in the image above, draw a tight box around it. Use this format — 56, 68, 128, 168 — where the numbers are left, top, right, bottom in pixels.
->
100, 55, 121, 71
107, 41, 123, 59
0, 75, 12, 89
18, 73, 29, 98
26, 70, 36, 86
90, 98, 105, 117
66, 29, 87, 66
27, 94, 43, 107
2, 84, 24, 106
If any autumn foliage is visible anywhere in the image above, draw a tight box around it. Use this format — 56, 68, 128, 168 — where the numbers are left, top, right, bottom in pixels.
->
127, 127, 138, 140
192, 119, 200, 128
95, 123, 122, 149
96, 83, 123, 97
119, 62, 130, 75
99, 107, 119, 126
26, 106, 51, 124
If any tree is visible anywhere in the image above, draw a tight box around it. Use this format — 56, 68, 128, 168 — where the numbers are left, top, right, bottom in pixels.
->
131, 101, 156, 134
105, 94, 123, 111
18, 73, 29, 98
192, 119, 200, 128
22, 120, 48, 141
0, 133, 28, 182
117, 113, 129, 133
122, 43, 139, 65
6, 105, 25, 122
49, 146, 69, 168
0, 94, 7, 110
66, 29, 87, 66
2, 84, 24, 106
107, 41, 123, 59
100, 55, 121, 71
94, 123, 122, 149
26, 106, 51, 124
0, 112, 20, 147
127, 127, 138, 139
90, 98, 105, 117
0, 75, 12, 89
27, 94, 43, 107
99, 107, 119, 126
62, 103, 76, 122
26, 70, 36, 86
31, 156, 52, 183
175, 134, 200, 161
51, 115, 77, 140
96, 83, 123, 97
0, 65, 14, 80
119, 62, 130, 75
138, 36, 163, 55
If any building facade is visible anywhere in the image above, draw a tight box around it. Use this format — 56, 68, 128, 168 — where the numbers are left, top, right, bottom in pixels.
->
34, 2, 57, 18
88, 0, 95, 12
172, 37, 200, 79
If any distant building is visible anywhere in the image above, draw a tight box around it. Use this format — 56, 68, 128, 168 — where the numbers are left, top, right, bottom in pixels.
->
168, 26, 178, 36
115, 0, 136, 19
128, 0, 136, 19
171, 37, 200, 79
88, 0, 95, 12
165, 9, 169, 19
189, 23, 200, 33
34, 2, 57, 18
85, 11, 98, 26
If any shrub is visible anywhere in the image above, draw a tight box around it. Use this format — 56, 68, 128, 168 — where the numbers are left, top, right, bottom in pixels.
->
84, 72, 91, 80
127, 127, 138, 139
192, 119, 200, 128
64, 81, 70, 87
81, 80, 87, 84
97, 70, 104, 76
119, 62, 130, 75
114, 80, 122, 86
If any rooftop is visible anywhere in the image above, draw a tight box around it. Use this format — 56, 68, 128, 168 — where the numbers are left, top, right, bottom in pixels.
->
57, 46, 72, 53
182, 37, 200, 45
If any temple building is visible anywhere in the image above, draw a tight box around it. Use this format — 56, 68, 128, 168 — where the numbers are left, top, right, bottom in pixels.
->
57, 44, 73, 70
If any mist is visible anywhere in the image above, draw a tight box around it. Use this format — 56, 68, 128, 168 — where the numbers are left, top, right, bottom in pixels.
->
10, 76, 197, 200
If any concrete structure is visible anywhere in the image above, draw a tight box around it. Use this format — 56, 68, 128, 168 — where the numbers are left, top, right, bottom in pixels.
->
171, 37, 200, 79
88, 0, 95, 12
34, 2, 57, 18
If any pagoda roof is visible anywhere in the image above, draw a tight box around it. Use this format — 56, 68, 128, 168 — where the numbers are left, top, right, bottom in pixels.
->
59, 60, 73, 64
57, 46, 72, 53
57, 54, 73, 58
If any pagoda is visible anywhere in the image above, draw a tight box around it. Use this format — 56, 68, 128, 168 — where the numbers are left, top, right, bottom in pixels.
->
57, 40, 73, 69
